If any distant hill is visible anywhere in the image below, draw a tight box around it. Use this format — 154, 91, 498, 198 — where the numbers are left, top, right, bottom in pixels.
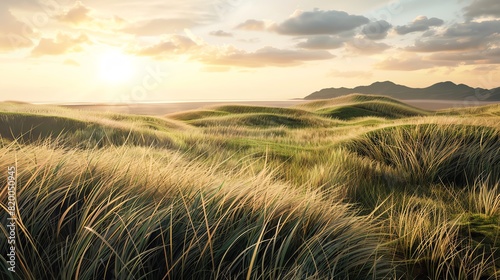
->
305, 81, 500, 101
295, 94, 430, 120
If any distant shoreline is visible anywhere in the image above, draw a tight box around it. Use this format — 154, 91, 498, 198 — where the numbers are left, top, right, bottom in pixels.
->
54, 99, 500, 115
60, 100, 310, 116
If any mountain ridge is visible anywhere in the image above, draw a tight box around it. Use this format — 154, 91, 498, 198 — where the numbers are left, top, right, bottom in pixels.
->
305, 81, 500, 101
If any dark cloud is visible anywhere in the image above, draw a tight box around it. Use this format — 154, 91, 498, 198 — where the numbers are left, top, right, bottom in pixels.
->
235, 19, 267, 31
428, 48, 500, 64
209, 30, 233, 37
361, 20, 392, 40
296, 36, 345, 49
346, 38, 391, 54
402, 19, 500, 66
272, 9, 369, 35
395, 16, 444, 35
407, 20, 500, 52
121, 18, 198, 36
463, 0, 500, 20
421, 30, 436, 37
443, 20, 500, 37
31, 33, 91, 57
407, 38, 481, 52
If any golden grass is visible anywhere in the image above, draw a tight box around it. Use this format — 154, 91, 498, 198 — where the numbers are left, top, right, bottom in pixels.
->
0, 96, 499, 279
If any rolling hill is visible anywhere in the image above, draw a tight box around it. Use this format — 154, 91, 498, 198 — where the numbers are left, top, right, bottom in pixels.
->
1, 96, 499, 279
305, 81, 500, 101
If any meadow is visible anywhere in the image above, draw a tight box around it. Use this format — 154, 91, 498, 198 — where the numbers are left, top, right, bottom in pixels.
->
0, 94, 499, 279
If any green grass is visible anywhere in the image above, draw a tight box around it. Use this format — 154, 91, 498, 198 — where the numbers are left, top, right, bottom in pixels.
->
347, 124, 500, 186
0, 95, 499, 279
317, 101, 429, 120
438, 103, 500, 117
295, 93, 408, 110
0, 106, 181, 149
186, 113, 336, 128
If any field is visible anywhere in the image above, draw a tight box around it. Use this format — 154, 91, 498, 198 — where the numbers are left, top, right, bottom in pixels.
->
0, 94, 499, 279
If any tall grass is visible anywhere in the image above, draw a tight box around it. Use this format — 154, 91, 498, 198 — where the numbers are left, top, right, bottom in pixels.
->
347, 124, 500, 186
382, 188, 499, 279
0, 141, 392, 279
0, 97, 499, 279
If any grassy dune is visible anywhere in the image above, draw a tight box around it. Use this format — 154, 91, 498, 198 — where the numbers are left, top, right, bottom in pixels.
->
0, 95, 499, 279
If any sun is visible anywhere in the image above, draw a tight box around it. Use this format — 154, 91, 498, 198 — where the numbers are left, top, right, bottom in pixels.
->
98, 50, 135, 84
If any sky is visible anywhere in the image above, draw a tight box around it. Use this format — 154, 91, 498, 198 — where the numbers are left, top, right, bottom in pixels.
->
0, 0, 499, 102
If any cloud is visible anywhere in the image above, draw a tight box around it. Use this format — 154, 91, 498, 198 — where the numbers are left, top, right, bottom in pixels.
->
200, 46, 334, 67
421, 30, 436, 37
121, 18, 198, 36
209, 30, 233, 37
130, 34, 199, 57
31, 33, 91, 57
402, 20, 500, 65
0, 36, 32, 52
406, 20, 500, 52
473, 65, 499, 72
0, 9, 34, 51
407, 38, 481, 52
63, 59, 80, 66
235, 19, 268, 31
346, 38, 391, 54
443, 20, 500, 37
57, 1, 92, 24
361, 20, 392, 40
395, 16, 444, 35
131, 35, 333, 67
463, 0, 500, 20
52, 2, 128, 32
376, 54, 439, 71
272, 9, 369, 35
296, 36, 345, 49
427, 48, 500, 64
328, 70, 373, 79
238, 38, 261, 43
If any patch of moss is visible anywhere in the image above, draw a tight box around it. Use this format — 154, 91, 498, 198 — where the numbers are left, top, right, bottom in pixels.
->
457, 213, 500, 270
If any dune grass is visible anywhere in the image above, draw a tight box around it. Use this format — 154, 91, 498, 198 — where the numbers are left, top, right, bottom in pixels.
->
317, 101, 428, 120
0, 142, 392, 279
295, 94, 406, 109
0, 95, 499, 279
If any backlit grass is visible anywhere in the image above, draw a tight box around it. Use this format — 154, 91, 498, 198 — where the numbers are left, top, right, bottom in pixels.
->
0, 95, 499, 279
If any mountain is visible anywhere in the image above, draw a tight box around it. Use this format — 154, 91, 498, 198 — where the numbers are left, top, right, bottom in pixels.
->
305, 81, 500, 101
